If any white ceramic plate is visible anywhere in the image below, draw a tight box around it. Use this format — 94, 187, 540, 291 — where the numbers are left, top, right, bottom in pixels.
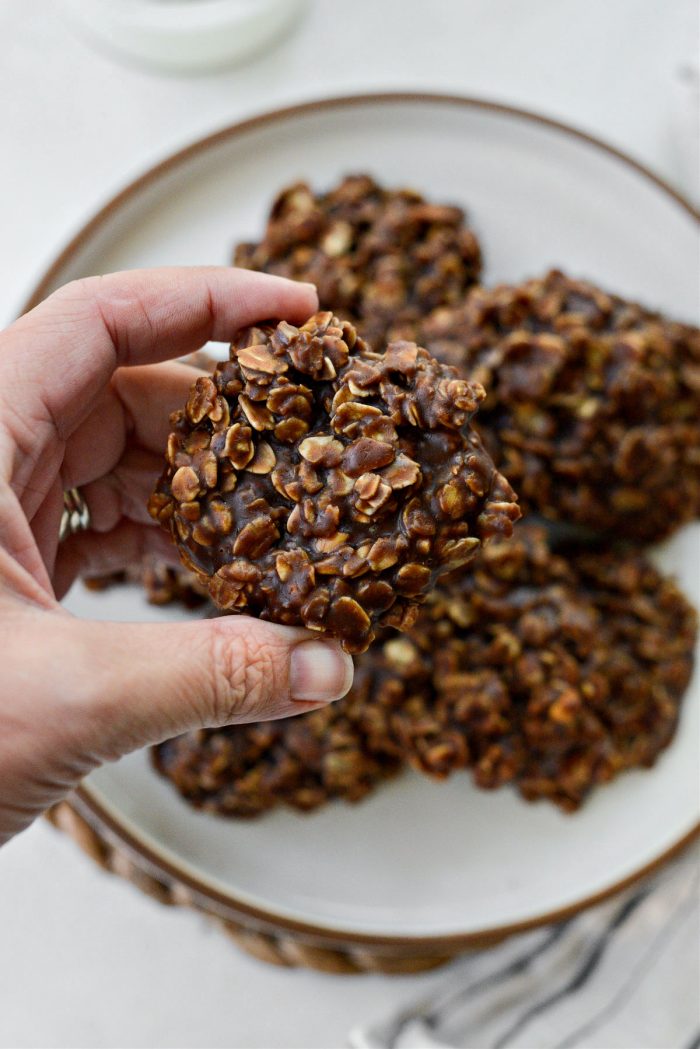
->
30, 95, 699, 943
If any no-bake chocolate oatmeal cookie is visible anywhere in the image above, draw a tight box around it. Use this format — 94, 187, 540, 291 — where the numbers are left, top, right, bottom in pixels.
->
373, 526, 697, 809
234, 174, 482, 347
153, 526, 697, 815
416, 270, 700, 541
148, 311, 519, 653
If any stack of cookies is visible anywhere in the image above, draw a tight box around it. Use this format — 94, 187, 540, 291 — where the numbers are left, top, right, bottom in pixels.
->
98, 174, 700, 815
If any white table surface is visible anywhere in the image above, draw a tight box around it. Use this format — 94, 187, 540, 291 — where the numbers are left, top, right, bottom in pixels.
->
0, 2, 697, 1047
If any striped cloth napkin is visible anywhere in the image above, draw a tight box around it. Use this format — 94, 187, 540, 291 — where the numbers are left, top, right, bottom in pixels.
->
350, 844, 699, 1049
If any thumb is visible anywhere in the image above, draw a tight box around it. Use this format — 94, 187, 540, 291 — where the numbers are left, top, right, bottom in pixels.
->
37, 610, 354, 762
0, 601, 353, 842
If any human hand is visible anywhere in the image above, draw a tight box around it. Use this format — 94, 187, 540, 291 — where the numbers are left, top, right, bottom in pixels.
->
0, 268, 353, 845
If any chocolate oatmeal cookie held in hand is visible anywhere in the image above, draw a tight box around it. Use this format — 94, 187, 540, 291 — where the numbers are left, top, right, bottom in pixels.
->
419, 270, 700, 542
234, 174, 482, 347
149, 311, 520, 653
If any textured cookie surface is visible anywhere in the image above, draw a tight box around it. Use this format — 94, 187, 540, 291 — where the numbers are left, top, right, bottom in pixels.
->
234, 174, 482, 347
149, 311, 519, 652
153, 672, 402, 818
416, 270, 700, 541
373, 526, 697, 809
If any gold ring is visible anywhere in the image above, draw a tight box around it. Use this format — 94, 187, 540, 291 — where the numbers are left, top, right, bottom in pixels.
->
59, 487, 92, 542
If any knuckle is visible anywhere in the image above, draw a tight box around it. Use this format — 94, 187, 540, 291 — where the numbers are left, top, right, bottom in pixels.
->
204, 619, 285, 726
46, 278, 116, 346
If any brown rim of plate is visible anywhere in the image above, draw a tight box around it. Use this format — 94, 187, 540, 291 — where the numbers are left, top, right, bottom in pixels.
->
22, 92, 700, 952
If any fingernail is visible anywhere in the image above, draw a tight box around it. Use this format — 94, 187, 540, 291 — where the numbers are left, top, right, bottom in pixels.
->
290, 640, 353, 703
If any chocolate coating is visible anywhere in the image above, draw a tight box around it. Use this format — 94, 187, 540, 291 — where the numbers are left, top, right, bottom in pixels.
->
149, 311, 519, 652
234, 174, 482, 347
416, 270, 700, 542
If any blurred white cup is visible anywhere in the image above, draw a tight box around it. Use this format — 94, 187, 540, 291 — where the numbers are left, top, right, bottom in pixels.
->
57, 0, 309, 75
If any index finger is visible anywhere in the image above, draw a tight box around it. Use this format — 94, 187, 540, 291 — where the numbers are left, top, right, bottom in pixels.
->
1, 267, 318, 439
